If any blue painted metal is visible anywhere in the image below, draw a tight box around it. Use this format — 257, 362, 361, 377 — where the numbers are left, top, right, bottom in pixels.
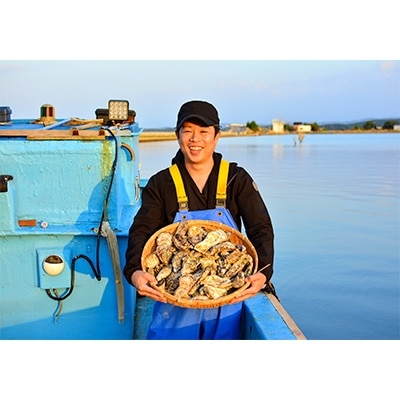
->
1, 115, 142, 339
242, 293, 303, 339
0, 109, 306, 340
133, 293, 305, 340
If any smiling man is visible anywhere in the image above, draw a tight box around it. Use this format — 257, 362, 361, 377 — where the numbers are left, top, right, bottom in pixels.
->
124, 100, 275, 340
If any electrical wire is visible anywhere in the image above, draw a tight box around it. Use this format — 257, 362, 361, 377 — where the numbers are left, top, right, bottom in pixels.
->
94, 127, 119, 281
46, 128, 119, 305
45, 254, 97, 301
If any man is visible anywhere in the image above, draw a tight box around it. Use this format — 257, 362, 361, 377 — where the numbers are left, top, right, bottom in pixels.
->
124, 100, 274, 339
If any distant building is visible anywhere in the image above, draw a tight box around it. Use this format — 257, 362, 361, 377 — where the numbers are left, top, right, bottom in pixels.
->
272, 119, 284, 133
293, 122, 312, 132
229, 123, 247, 134
393, 125, 400, 131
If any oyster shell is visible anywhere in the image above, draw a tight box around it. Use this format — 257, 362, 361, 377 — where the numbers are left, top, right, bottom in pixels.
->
188, 268, 211, 296
156, 266, 172, 282
171, 250, 186, 273
187, 225, 207, 246
172, 220, 192, 251
224, 248, 243, 266
202, 285, 227, 299
175, 274, 196, 300
201, 275, 233, 290
231, 271, 246, 288
156, 232, 175, 265
165, 271, 181, 293
224, 253, 253, 279
209, 241, 238, 256
143, 252, 160, 276
194, 229, 230, 253
181, 251, 201, 275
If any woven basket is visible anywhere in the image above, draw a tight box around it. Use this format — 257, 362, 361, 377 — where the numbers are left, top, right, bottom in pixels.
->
141, 219, 258, 308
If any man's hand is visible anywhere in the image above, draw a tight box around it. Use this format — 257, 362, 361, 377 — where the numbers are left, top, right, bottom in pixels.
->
229, 271, 266, 304
131, 270, 167, 303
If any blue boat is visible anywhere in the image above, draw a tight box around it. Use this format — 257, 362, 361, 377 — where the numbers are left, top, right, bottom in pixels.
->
0, 101, 306, 340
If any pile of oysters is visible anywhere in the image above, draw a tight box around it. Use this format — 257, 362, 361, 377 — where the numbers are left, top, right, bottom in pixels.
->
142, 220, 257, 305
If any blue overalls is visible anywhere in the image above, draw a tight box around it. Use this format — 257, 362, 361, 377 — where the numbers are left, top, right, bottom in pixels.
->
147, 160, 244, 340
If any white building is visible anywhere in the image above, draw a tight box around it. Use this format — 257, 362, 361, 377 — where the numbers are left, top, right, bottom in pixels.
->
272, 119, 284, 133
296, 124, 312, 132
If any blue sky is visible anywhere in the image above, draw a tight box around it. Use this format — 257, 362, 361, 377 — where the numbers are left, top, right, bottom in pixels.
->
1, 2, 399, 128
1, 60, 398, 128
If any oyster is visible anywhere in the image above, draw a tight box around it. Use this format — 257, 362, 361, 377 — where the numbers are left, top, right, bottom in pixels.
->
217, 248, 242, 276
199, 255, 217, 272
194, 229, 230, 253
171, 250, 186, 273
156, 266, 172, 282
202, 285, 228, 299
201, 274, 233, 290
188, 268, 211, 296
224, 253, 253, 280
231, 271, 247, 288
224, 248, 243, 266
156, 232, 175, 265
143, 252, 160, 276
187, 225, 207, 246
181, 251, 201, 275
172, 221, 192, 251
209, 241, 238, 256
165, 271, 181, 293
243, 263, 254, 277
175, 274, 196, 300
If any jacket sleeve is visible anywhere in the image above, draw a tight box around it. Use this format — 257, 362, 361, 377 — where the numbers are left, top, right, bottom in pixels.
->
123, 171, 176, 284
228, 166, 275, 281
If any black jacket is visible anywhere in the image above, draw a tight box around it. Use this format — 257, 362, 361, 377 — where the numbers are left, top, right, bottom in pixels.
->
123, 150, 274, 283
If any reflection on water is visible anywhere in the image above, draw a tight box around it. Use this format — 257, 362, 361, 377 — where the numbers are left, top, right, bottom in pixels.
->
139, 134, 400, 339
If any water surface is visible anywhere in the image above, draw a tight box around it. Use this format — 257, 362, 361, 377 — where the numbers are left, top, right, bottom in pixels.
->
139, 133, 400, 339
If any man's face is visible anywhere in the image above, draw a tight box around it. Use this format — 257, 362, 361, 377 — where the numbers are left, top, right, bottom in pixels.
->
177, 121, 220, 166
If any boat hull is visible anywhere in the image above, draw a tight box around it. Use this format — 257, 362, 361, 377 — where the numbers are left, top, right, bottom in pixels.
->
1, 118, 142, 339
1, 111, 305, 340
133, 293, 306, 340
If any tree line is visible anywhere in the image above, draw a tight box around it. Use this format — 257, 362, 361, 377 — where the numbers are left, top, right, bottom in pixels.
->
246, 119, 399, 132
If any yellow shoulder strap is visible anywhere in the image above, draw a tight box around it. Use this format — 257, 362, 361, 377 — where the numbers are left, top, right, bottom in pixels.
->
169, 164, 189, 210
216, 159, 229, 207
169, 159, 230, 210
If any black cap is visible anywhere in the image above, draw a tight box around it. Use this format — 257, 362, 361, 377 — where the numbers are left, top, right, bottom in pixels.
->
176, 100, 220, 130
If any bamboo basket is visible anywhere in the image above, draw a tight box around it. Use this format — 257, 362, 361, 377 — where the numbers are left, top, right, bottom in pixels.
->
141, 220, 258, 308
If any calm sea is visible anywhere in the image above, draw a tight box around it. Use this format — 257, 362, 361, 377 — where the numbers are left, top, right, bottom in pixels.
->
138, 133, 400, 340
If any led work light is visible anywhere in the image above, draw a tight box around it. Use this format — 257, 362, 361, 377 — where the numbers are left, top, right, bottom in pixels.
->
108, 100, 129, 122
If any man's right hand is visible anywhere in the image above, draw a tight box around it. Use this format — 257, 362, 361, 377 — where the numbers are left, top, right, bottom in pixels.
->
131, 270, 167, 303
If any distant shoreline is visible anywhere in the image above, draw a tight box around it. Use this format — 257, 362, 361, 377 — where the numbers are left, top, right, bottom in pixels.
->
139, 129, 399, 142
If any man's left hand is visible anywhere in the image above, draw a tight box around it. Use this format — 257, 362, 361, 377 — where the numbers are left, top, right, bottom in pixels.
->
229, 272, 266, 304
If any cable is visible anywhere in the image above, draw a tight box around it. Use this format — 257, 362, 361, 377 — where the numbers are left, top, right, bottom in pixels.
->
46, 129, 119, 313
45, 254, 97, 301
94, 127, 119, 281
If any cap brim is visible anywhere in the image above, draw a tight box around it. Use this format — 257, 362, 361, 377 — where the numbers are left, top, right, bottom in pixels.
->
177, 114, 217, 129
